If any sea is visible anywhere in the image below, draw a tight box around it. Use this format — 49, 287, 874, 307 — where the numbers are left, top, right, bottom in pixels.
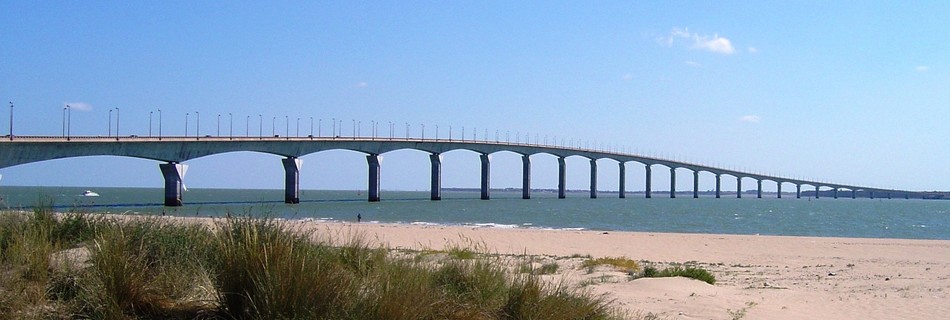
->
1, 186, 948, 240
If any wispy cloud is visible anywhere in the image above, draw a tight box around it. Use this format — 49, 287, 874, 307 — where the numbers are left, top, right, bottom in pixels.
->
355, 82, 368, 88
661, 27, 736, 55
621, 73, 634, 80
915, 66, 929, 72
64, 102, 93, 111
740, 115, 761, 123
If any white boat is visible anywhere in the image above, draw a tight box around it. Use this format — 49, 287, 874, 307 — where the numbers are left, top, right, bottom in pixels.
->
82, 190, 100, 197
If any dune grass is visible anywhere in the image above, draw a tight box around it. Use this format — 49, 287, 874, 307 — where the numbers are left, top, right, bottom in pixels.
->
641, 266, 717, 285
0, 205, 628, 320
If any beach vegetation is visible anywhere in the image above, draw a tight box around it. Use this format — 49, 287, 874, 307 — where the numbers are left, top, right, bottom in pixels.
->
0, 210, 628, 320
641, 266, 716, 285
582, 256, 641, 274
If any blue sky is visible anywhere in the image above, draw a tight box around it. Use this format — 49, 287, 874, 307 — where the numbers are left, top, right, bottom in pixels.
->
2, 1, 948, 193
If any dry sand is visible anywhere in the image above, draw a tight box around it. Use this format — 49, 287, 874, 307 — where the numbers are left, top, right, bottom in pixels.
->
292, 221, 950, 320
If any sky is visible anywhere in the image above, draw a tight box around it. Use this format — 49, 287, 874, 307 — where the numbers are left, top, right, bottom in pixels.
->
1, 1, 949, 194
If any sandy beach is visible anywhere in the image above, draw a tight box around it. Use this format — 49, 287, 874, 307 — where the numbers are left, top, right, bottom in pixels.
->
280, 220, 950, 320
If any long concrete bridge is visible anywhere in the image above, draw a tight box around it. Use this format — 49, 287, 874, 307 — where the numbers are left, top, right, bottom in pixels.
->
0, 135, 918, 206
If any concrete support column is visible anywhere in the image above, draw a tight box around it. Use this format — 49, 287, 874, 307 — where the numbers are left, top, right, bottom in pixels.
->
480, 154, 491, 200
522, 155, 531, 200
159, 162, 186, 207
557, 157, 566, 199
692, 170, 699, 199
737, 177, 742, 199
833, 188, 839, 199
367, 154, 381, 202
670, 168, 676, 198
870, 191, 874, 199
430, 153, 442, 201
715, 174, 721, 198
777, 182, 783, 199
757, 180, 763, 199
852, 190, 856, 199
796, 184, 801, 199
815, 186, 820, 199
887, 193, 892, 199
618, 162, 626, 199
589, 159, 597, 199
644, 164, 652, 198
281, 157, 302, 204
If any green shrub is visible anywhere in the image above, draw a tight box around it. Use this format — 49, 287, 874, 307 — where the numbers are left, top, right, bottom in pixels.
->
641, 266, 716, 284
581, 256, 640, 274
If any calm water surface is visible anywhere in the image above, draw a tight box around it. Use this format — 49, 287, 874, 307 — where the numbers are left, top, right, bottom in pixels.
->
1, 186, 947, 240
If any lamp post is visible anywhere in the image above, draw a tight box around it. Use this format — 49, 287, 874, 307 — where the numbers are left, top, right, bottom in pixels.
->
149, 111, 153, 137
285, 116, 289, 138
185, 113, 189, 136
158, 109, 162, 140
195, 111, 199, 138
258, 114, 262, 139
421, 123, 425, 139
62, 106, 67, 137
318, 119, 322, 137
108, 109, 113, 137
66, 105, 71, 140
115, 107, 120, 138
8, 102, 12, 140
245, 115, 250, 137
332, 118, 336, 137
217, 114, 220, 136
229, 113, 233, 139
271, 116, 275, 137
352, 119, 355, 138
405, 122, 409, 138
435, 125, 439, 141
357, 120, 361, 138
297, 117, 300, 137
309, 117, 313, 137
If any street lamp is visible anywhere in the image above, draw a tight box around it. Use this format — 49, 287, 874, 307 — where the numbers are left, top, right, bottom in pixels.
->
318, 118, 322, 137
285, 115, 289, 138
115, 107, 120, 138
108, 109, 113, 137
246, 115, 250, 137
217, 114, 220, 136
62, 106, 67, 137
67, 105, 71, 140
185, 113, 189, 136
309, 117, 313, 137
332, 118, 336, 137
149, 111, 153, 137
405, 122, 409, 138
271, 116, 275, 136
8, 102, 12, 140
157, 109, 162, 140
421, 123, 425, 139
229, 113, 233, 139
258, 114, 262, 139
195, 111, 200, 138
296, 117, 300, 137
352, 119, 355, 138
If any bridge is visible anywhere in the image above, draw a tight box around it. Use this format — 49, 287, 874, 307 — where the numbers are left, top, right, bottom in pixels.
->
0, 135, 918, 206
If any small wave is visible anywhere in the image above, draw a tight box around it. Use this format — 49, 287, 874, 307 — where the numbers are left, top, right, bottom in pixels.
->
410, 221, 441, 226
470, 223, 519, 229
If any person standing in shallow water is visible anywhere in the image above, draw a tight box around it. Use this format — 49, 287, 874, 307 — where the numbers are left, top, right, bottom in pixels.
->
357, 213, 362, 223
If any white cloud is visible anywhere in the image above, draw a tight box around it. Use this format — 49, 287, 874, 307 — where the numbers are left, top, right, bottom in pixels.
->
621, 73, 634, 80
915, 66, 929, 72
685, 61, 702, 67
740, 115, 761, 123
64, 102, 93, 111
661, 28, 736, 55
356, 82, 368, 88
747, 47, 758, 53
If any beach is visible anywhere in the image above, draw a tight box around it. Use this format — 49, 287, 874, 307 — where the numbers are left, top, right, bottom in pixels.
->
296, 221, 950, 319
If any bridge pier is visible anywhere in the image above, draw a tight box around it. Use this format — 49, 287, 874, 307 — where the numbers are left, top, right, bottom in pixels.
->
522, 155, 531, 199
796, 184, 801, 199
693, 170, 699, 198
367, 154, 381, 202
557, 157, 566, 199
159, 162, 186, 207
589, 159, 597, 199
833, 188, 839, 199
815, 186, 820, 199
852, 190, 856, 199
669, 168, 676, 198
644, 164, 652, 198
618, 162, 626, 199
715, 174, 721, 198
737, 177, 742, 198
870, 191, 874, 199
430, 153, 442, 201
281, 157, 301, 204
777, 182, 783, 199
480, 154, 491, 200
757, 180, 762, 199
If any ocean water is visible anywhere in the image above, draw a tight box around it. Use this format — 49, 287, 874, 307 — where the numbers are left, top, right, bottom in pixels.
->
1, 186, 948, 240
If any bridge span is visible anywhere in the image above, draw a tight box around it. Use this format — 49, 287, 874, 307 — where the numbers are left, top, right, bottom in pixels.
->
0, 136, 917, 206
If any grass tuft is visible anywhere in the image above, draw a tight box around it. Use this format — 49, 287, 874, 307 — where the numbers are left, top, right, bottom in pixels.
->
582, 256, 641, 274
641, 266, 716, 284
